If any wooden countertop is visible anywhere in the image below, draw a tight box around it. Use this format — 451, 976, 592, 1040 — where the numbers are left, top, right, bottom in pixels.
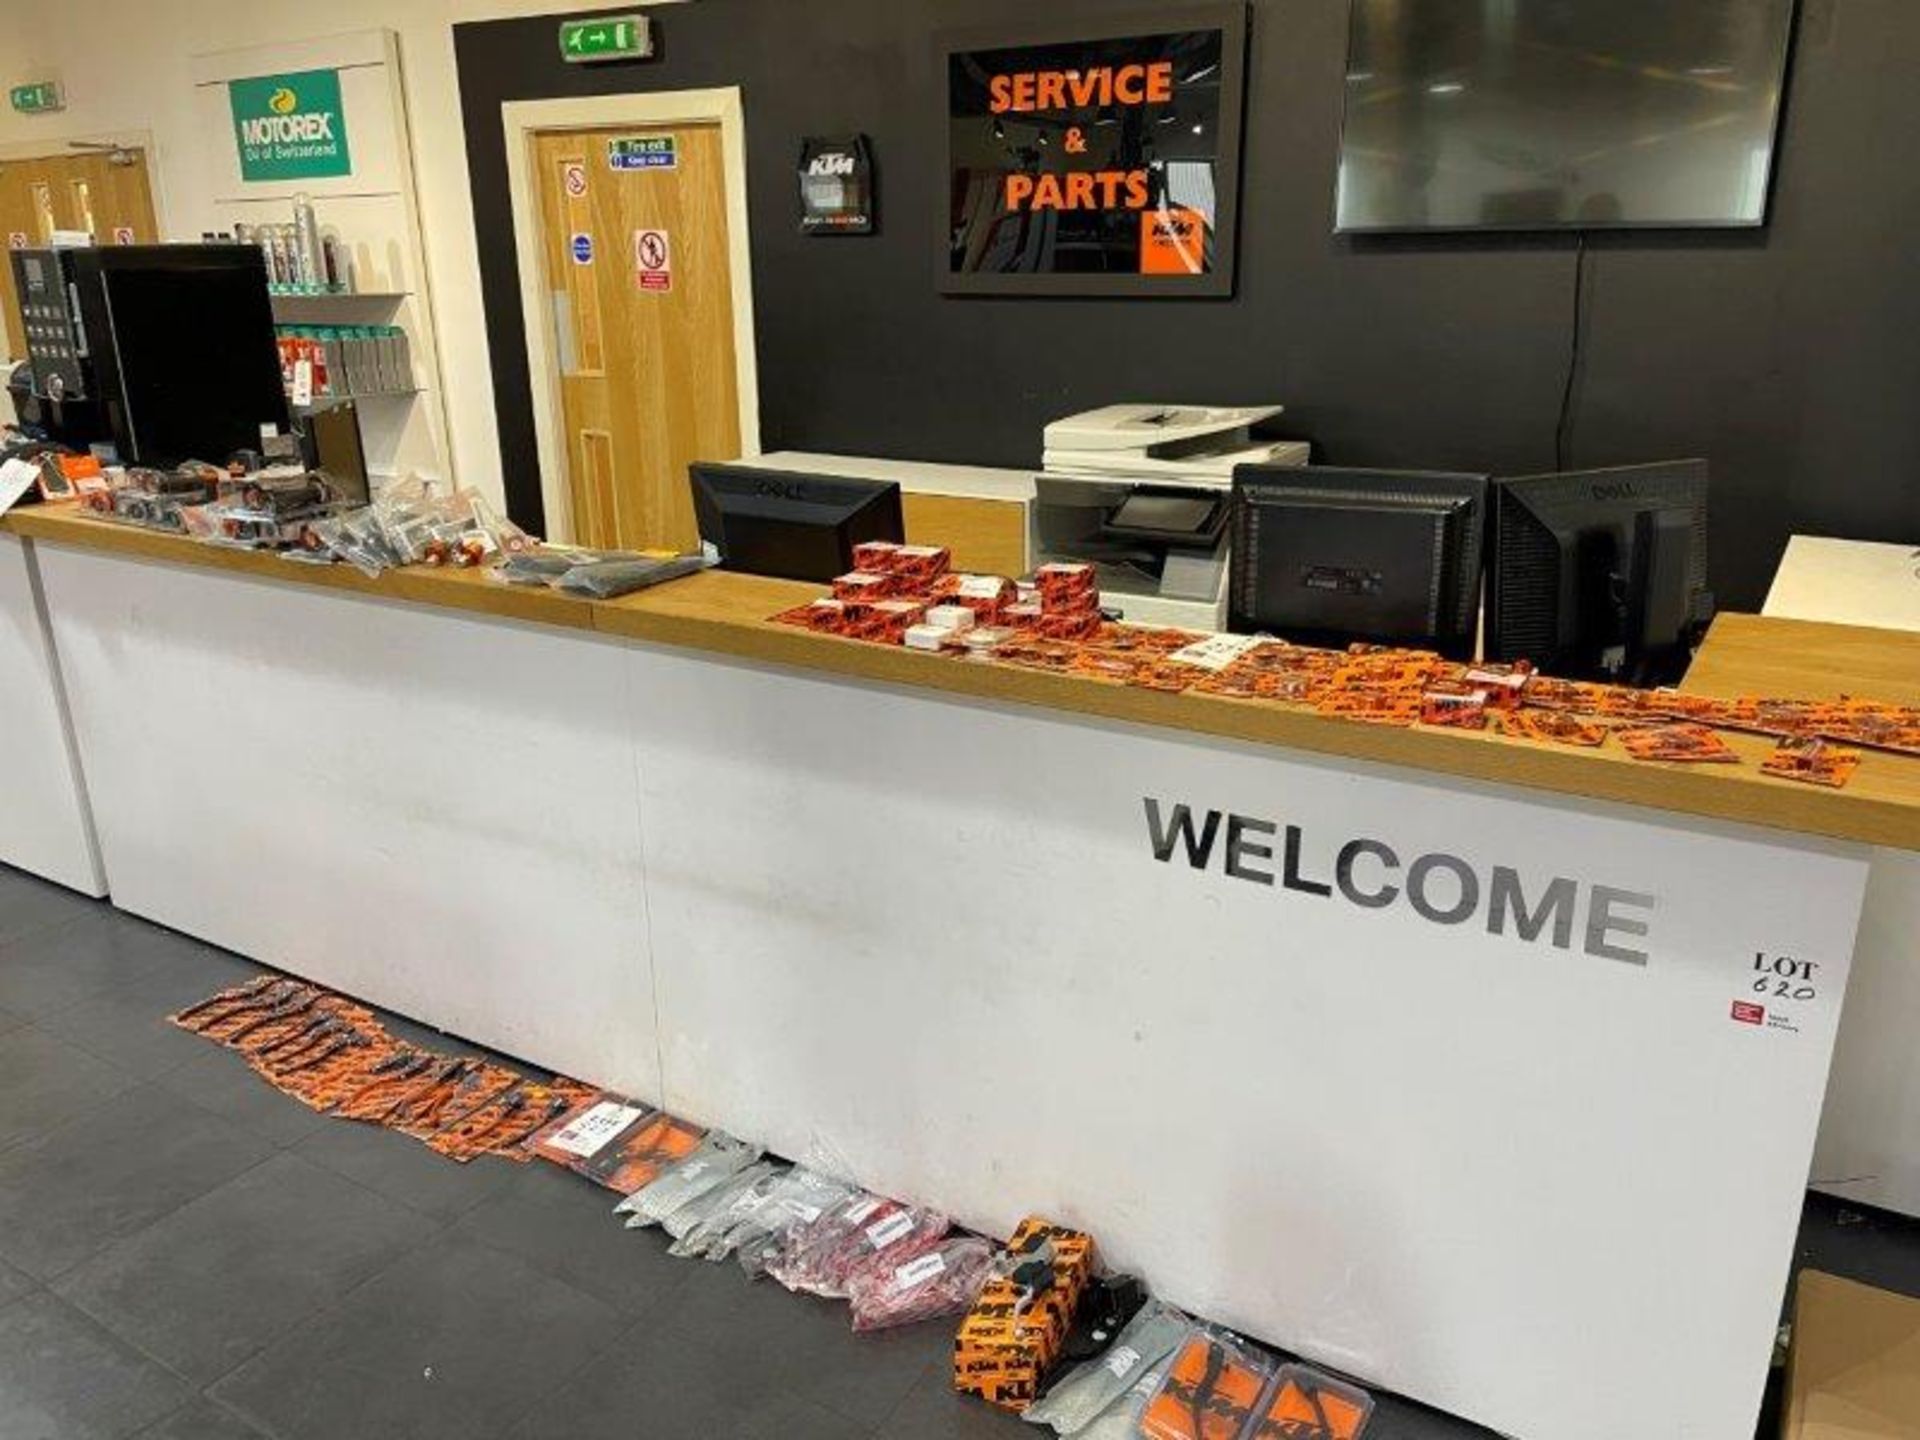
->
8, 505, 1918, 852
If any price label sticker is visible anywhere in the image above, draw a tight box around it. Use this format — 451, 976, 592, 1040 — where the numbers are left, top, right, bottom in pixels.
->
544, 1102, 645, 1158
865, 1210, 916, 1250
893, 1251, 947, 1288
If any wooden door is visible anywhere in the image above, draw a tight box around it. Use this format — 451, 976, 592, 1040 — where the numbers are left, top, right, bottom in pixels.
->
0, 148, 158, 359
531, 124, 741, 551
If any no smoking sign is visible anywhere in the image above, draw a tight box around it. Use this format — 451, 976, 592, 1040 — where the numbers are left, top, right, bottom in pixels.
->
563, 162, 588, 198
634, 228, 672, 292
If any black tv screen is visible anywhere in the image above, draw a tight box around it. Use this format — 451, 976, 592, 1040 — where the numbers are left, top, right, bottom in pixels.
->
1336, 0, 1797, 232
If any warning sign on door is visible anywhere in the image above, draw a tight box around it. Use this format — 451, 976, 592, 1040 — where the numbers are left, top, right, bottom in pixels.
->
6, 232, 27, 250
634, 228, 672, 292
563, 161, 587, 198
113, 225, 137, 245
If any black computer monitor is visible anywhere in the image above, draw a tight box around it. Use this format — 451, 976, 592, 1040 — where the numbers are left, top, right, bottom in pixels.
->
690, 463, 905, 583
1486, 460, 1712, 685
67, 245, 288, 466
1228, 466, 1489, 658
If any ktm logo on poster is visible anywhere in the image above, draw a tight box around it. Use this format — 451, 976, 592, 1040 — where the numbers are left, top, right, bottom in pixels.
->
808, 153, 856, 177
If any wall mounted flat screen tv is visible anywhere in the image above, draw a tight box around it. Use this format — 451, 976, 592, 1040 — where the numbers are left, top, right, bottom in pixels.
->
1336, 0, 1798, 232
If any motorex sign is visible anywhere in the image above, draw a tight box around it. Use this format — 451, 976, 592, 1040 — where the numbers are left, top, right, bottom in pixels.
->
229, 69, 351, 181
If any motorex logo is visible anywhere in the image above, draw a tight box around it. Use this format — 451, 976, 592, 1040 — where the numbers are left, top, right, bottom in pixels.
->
229, 69, 351, 182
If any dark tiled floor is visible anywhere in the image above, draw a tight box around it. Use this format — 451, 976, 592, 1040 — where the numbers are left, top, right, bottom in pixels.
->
0, 861, 1909, 1439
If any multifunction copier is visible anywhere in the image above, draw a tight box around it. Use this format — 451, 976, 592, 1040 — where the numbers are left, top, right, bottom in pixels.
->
1032, 405, 1309, 629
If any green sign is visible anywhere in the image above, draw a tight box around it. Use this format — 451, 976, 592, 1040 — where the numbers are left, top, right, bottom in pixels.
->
228, 68, 351, 182
559, 15, 653, 64
9, 82, 63, 115
608, 136, 676, 172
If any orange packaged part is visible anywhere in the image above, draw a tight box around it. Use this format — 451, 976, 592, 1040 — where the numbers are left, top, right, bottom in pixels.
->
1035, 562, 1098, 610
1618, 723, 1740, 764
933, 574, 1018, 622
952, 1217, 1095, 1413
1501, 709, 1608, 748
1032, 609, 1103, 642
851, 540, 902, 573
855, 598, 928, 643
832, 571, 896, 603
1138, 1330, 1277, 1440
1247, 1364, 1375, 1440
1762, 737, 1862, 789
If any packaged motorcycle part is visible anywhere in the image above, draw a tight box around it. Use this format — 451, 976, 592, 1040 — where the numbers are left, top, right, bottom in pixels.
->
832, 570, 896, 603
1500, 708, 1609, 748
1035, 562, 1097, 610
616, 1131, 761, 1227
1071, 1358, 1172, 1440
1020, 1299, 1189, 1434
953, 1217, 1096, 1412
528, 1096, 658, 1172
1617, 722, 1739, 764
1136, 1329, 1276, 1440
852, 540, 901, 572
935, 573, 1017, 623
580, 1110, 706, 1193
855, 598, 928, 643
492, 545, 610, 586
1762, 737, 1862, 789
762, 1191, 883, 1292
1246, 1364, 1375, 1440
727, 1167, 859, 1274
848, 1236, 994, 1332
1060, 1274, 1150, 1369
769, 1195, 950, 1299
665, 1160, 784, 1254
904, 623, 956, 653
924, 603, 976, 633
466, 489, 535, 556
553, 554, 710, 599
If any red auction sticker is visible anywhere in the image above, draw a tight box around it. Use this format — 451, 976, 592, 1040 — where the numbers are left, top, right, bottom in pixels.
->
1731, 1001, 1766, 1026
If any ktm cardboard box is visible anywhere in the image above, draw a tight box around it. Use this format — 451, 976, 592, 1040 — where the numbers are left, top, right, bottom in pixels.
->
953, 1217, 1094, 1412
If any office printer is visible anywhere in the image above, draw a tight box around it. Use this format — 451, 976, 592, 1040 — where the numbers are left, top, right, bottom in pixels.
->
1032, 405, 1309, 629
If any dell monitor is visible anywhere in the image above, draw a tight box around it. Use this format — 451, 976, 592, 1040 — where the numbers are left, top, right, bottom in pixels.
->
1228, 466, 1489, 658
690, 463, 905, 583
1486, 460, 1712, 685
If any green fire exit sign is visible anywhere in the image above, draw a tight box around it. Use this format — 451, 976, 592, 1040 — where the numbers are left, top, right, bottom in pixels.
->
9, 82, 63, 115
558, 15, 653, 63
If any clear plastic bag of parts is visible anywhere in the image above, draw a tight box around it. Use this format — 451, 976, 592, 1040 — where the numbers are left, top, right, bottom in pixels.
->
1135, 1327, 1277, 1440
847, 1235, 994, 1332
614, 1131, 761, 1228
552, 553, 711, 599
491, 545, 613, 587
727, 1166, 858, 1274
764, 1192, 950, 1299
663, 1160, 781, 1248
1021, 1299, 1190, 1435
310, 506, 403, 578
1069, 1354, 1173, 1440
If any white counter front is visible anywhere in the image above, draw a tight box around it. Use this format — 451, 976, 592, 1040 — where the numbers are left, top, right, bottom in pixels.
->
21, 531, 1877, 1440
0, 532, 103, 895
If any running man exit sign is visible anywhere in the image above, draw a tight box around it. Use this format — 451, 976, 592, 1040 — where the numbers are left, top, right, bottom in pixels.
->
558, 14, 654, 64
9, 82, 63, 115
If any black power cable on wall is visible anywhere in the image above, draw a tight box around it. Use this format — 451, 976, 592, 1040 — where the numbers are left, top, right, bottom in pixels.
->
1554, 234, 1590, 471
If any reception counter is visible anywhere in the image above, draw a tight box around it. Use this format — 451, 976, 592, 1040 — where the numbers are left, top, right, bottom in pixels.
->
2, 505, 1913, 1440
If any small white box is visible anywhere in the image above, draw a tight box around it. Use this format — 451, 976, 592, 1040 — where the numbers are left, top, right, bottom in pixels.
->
904, 624, 950, 653
925, 605, 976, 633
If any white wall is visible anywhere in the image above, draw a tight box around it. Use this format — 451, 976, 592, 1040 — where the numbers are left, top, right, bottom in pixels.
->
0, 0, 675, 511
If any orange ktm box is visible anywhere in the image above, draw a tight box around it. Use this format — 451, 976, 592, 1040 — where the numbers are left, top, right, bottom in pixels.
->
952, 1217, 1095, 1413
